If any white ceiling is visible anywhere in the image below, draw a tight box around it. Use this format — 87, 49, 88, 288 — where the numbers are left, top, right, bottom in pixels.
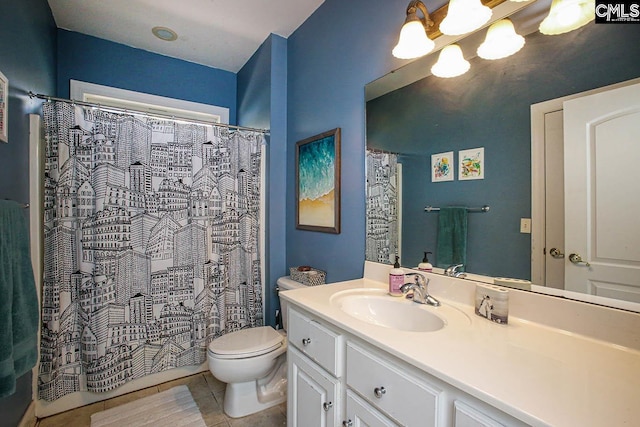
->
47, 0, 324, 73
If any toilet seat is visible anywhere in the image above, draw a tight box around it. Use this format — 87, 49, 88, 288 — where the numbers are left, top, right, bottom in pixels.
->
208, 326, 284, 359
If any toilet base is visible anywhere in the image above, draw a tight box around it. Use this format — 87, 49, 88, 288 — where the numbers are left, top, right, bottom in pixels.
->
223, 356, 287, 418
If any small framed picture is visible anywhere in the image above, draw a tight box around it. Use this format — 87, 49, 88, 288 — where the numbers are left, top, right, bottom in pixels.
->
0, 70, 7, 143
431, 151, 454, 182
296, 128, 341, 234
459, 147, 484, 180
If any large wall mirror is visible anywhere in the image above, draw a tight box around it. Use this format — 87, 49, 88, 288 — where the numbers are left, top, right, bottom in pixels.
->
365, 0, 640, 311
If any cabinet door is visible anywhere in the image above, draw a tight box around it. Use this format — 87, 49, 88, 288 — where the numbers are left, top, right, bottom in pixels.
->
288, 346, 341, 427
344, 390, 399, 427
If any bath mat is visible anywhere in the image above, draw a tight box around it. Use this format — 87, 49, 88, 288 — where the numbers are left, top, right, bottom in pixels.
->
91, 385, 207, 427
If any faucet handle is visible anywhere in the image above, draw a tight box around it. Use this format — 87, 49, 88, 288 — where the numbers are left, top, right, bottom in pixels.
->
400, 282, 416, 294
445, 263, 465, 276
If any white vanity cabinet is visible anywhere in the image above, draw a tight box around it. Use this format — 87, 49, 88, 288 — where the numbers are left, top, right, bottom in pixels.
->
453, 400, 509, 427
287, 307, 344, 427
342, 339, 526, 427
345, 341, 443, 426
344, 389, 398, 427
287, 305, 528, 427
288, 346, 341, 427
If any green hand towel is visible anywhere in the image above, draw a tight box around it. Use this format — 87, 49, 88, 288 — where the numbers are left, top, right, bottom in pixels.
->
0, 200, 39, 398
436, 207, 468, 269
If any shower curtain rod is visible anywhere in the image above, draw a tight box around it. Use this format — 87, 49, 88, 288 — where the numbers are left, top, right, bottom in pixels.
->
28, 92, 270, 135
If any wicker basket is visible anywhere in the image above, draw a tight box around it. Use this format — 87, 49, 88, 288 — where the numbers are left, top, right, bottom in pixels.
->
289, 267, 326, 286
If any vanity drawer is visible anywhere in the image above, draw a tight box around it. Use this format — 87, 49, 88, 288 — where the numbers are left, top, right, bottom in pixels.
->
346, 341, 443, 427
453, 400, 506, 427
288, 308, 344, 377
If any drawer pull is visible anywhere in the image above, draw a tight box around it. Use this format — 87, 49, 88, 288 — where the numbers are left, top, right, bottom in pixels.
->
374, 386, 386, 398
323, 401, 333, 411
302, 337, 312, 346
342, 420, 353, 427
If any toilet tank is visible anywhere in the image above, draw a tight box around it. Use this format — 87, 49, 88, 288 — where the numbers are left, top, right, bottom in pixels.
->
277, 276, 306, 331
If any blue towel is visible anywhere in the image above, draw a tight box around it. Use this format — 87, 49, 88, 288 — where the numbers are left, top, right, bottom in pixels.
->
0, 200, 39, 398
436, 207, 468, 268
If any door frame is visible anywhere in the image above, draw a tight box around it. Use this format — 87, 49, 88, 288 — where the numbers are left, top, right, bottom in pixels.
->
530, 77, 640, 287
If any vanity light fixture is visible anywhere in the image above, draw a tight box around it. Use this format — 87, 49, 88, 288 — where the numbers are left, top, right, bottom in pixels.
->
477, 18, 525, 60
439, 0, 493, 36
539, 0, 595, 35
392, 0, 435, 59
431, 44, 470, 78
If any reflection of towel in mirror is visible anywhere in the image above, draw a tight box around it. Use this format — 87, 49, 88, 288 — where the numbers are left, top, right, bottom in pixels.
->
0, 200, 39, 398
436, 207, 468, 268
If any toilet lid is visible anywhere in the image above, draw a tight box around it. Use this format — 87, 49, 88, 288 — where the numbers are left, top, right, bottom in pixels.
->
208, 326, 283, 357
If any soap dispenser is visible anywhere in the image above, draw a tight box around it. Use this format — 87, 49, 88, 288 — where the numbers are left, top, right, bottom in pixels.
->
388, 256, 405, 297
418, 251, 433, 272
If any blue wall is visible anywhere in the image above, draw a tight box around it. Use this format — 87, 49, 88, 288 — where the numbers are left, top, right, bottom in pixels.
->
367, 24, 640, 279
0, 0, 56, 423
238, 34, 288, 327
287, 0, 409, 283
287, 0, 640, 283
56, 30, 238, 124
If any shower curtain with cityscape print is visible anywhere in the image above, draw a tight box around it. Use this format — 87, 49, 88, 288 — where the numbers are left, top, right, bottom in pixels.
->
38, 101, 264, 401
365, 151, 399, 264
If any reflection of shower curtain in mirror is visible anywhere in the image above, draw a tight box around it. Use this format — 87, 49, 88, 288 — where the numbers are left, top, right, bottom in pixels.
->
38, 102, 264, 401
365, 151, 399, 264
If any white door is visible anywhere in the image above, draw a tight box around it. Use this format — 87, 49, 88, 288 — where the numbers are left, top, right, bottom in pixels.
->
544, 110, 565, 289
563, 82, 640, 302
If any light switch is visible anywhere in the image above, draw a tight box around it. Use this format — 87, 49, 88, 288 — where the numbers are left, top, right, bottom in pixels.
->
520, 218, 531, 234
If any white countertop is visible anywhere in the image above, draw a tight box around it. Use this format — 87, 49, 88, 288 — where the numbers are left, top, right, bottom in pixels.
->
280, 271, 640, 427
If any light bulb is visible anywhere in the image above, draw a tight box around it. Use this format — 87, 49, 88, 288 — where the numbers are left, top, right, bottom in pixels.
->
539, 0, 595, 35
477, 19, 525, 60
392, 20, 435, 59
440, 0, 492, 36
431, 45, 470, 78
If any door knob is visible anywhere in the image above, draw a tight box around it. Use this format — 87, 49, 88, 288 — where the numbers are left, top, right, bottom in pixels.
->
549, 248, 564, 258
302, 338, 311, 346
568, 253, 590, 267
323, 401, 333, 411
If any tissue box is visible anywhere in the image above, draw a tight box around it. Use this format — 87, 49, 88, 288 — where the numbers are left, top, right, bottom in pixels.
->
289, 267, 326, 286
475, 283, 509, 324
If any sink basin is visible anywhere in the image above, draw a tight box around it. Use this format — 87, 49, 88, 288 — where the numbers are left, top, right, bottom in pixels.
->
331, 289, 447, 332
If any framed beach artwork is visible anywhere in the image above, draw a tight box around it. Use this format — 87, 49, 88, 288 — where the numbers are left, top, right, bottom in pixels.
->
431, 151, 454, 182
296, 128, 341, 234
459, 147, 484, 180
0, 70, 7, 143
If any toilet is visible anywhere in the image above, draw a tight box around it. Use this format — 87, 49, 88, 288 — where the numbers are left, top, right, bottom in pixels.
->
207, 276, 304, 418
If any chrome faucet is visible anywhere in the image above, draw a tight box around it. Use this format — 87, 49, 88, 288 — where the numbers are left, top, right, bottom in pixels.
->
444, 263, 467, 278
400, 272, 440, 307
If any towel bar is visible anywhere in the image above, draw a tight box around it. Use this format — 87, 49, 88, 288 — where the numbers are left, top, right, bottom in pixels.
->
424, 205, 489, 213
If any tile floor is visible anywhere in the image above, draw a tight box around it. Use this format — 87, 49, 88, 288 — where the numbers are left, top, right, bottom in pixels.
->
36, 372, 286, 427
